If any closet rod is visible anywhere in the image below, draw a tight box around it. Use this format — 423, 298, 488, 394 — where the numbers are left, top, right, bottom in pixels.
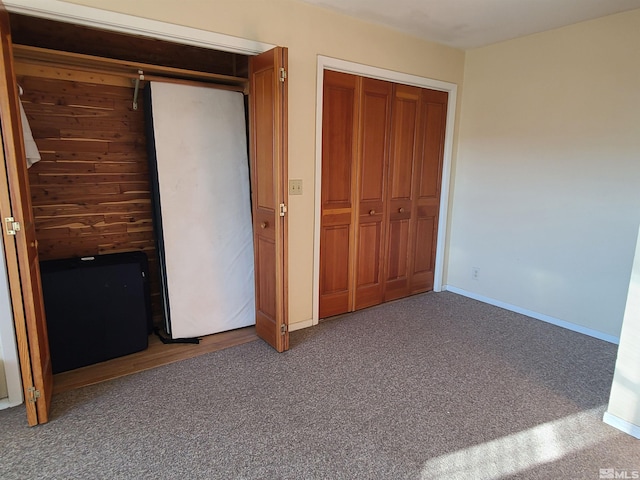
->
12, 44, 248, 89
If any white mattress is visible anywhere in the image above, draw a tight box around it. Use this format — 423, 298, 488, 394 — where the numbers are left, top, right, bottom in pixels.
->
149, 82, 255, 338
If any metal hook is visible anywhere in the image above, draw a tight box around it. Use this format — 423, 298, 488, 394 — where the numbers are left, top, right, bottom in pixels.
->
133, 70, 144, 110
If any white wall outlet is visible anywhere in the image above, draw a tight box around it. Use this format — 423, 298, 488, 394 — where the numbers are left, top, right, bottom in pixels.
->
471, 267, 480, 280
289, 179, 303, 195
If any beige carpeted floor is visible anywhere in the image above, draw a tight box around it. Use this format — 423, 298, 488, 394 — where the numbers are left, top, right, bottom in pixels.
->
1, 291, 638, 479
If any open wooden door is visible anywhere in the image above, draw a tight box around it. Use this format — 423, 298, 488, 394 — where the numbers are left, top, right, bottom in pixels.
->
0, 5, 52, 425
249, 47, 289, 352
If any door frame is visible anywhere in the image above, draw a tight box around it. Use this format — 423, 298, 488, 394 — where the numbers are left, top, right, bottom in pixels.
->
0, 0, 274, 410
312, 56, 458, 325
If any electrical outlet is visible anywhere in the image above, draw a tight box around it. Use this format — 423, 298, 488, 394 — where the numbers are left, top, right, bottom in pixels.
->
471, 267, 480, 280
289, 179, 303, 195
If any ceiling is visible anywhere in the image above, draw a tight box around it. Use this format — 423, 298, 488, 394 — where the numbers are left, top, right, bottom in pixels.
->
299, 0, 640, 49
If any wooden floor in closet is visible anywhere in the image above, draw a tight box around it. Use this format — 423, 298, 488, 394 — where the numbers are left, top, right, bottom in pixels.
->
53, 326, 258, 394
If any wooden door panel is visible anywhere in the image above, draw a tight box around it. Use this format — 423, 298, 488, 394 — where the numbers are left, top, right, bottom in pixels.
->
354, 220, 383, 309
249, 47, 288, 352
254, 68, 276, 210
256, 228, 277, 318
319, 224, 350, 318
387, 219, 410, 280
388, 86, 419, 201
320, 224, 350, 293
356, 222, 381, 286
418, 101, 445, 199
359, 79, 389, 202
409, 88, 447, 294
413, 216, 435, 273
255, 234, 277, 345
354, 78, 391, 310
322, 71, 357, 210
0, 5, 52, 425
319, 70, 358, 317
384, 84, 420, 301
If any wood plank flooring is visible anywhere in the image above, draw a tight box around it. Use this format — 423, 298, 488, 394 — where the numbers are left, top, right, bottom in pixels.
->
53, 326, 258, 394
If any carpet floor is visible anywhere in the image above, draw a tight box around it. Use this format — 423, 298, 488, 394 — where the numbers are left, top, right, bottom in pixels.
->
0, 291, 638, 479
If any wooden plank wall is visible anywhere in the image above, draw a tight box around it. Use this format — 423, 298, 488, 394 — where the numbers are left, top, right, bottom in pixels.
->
17, 65, 163, 324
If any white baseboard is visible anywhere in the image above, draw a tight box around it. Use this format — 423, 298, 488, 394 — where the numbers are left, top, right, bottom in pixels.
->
443, 285, 620, 345
288, 319, 314, 332
0, 396, 22, 410
603, 411, 640, 439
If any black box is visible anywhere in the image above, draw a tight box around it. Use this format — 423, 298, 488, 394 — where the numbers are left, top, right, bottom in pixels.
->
40, 252, 152, 374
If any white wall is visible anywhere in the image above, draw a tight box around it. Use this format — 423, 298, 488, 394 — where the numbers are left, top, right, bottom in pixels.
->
448, 9, 640, 339
605, 226, 640, 438
0, 234, 23, 409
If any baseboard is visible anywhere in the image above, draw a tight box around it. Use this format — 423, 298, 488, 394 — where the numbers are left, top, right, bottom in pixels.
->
288, 319, 314, 332
443, 285, 620, 345
603, 411, 640, 439
0, 397, 22, 410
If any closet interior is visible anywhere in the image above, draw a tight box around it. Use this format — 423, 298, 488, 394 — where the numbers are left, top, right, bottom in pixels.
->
9, 12, 256, 386
319, 70, 448, 318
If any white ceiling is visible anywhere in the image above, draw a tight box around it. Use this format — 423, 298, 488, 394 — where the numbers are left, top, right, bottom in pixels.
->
300, 0, 640, 49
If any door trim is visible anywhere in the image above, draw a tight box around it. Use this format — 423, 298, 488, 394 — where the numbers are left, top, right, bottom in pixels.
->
313, 55, 458, 325
0, 0, 274, 408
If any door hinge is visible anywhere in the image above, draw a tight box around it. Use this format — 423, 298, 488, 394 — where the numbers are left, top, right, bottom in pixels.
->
27, 386, 41, 403
279, 203, 287, 217
279, 67, 287, 83
4, 217, 21, 236
280, 324, 287, 335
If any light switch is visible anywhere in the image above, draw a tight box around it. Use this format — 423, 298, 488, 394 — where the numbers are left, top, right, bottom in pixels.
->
289, 179, 303, 195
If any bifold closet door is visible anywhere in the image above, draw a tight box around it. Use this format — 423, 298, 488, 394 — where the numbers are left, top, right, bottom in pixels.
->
319, 71, 358, 318
319, 72, 447, 319
147, 82, 255, 339
319, 73, 392, 316
409, 88, 448, 294
353, 78, 392, 310
384, 84, 420, 302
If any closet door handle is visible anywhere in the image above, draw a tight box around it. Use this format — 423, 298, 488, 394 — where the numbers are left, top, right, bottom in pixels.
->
261, 222, 268, 229
369, 209, 376, 216
398, 207, 405, 213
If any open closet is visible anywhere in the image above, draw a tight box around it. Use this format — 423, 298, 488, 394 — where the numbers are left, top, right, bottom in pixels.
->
319, 70, 447, 318
0, 9, 288, 426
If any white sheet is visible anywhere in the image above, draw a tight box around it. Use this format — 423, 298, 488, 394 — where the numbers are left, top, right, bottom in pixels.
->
19, 101, 41, 168
149, 82, 255, 338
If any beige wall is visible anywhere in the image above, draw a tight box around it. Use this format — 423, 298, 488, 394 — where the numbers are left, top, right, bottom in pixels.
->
60, 0, 466, 327
449, 9, 640, 338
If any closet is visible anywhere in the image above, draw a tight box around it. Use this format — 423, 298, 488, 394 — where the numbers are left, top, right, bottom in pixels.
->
319, 70, 447, 318
11, 13, 252, 328
1, 10, 288, 426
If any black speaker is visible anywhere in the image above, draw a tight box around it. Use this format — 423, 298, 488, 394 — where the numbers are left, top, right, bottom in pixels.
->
40, 252, 152, 374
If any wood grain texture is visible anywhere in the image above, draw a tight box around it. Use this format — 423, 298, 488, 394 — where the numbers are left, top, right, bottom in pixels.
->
53, 327, 258, 394
19, 70, 163, 322
10, 13, 249, 79
319, 73, 447, 316
319, 71, 359, 318
0, 8, 52, 425
354, 78, 391, 310
249, 47, 289, 352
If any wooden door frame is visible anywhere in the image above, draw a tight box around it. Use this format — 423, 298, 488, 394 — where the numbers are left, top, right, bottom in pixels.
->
0, 0, 274, 410
312, 56, 458, 325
